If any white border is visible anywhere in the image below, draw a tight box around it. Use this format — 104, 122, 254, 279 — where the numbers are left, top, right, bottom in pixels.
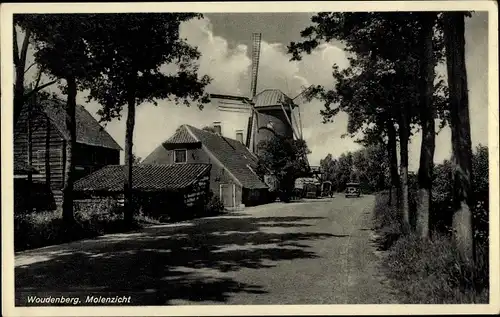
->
2, 1, 499, 316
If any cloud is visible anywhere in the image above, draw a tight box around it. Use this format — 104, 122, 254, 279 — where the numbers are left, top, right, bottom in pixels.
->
80, 17, 353, 165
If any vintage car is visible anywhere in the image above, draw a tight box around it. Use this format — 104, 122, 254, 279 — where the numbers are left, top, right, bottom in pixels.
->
345, 182, 361, 198
321, 181, 334, 197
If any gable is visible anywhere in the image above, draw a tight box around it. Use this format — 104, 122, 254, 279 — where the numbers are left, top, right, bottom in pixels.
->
16, 99, 122, 151
186, 125, 268, 189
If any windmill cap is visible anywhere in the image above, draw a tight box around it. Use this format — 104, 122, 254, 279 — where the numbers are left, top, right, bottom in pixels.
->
253, 89, 294, 108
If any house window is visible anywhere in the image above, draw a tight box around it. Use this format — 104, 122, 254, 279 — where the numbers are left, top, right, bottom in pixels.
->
236, 130, 244, 143
174, 149, 187, 163
213, 122, 222, 135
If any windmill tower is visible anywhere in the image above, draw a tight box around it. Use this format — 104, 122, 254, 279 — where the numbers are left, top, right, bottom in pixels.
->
211, 33, 313, 157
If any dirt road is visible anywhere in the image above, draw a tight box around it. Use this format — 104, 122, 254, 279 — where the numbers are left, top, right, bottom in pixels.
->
15, 195, 399, 305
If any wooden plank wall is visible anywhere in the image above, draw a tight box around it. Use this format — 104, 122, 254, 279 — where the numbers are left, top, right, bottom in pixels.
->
14, 111, 66, 191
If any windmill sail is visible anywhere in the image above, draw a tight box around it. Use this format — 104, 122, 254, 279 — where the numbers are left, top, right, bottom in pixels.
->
250, 33, 262, 98
246, 33, 262, 152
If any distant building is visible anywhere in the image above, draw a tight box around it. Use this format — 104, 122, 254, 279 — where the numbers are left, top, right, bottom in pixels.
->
142, 124, 270, 209
14, 99, 122, 207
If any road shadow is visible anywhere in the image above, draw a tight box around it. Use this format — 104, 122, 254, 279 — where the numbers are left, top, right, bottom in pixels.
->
16, 215, 336, 305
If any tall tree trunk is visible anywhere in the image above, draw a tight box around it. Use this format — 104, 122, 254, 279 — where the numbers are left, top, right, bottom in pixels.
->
416, 13, 437, 239
45, 114, 51, 187
386, 120, 400, 207
444, 12, 475, 262
62, 76, 77, 224
27, 84, 33, 212
398, 112, 411, 232
14, 27, 31, 125
123, 75, 137, 225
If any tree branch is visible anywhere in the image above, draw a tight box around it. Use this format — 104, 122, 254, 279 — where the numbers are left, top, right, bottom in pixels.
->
19, 28, 31, 70
13, 28, 20, 67
34, 68, 43, 88
24, 80, 58, 100
24, 61, 37, 74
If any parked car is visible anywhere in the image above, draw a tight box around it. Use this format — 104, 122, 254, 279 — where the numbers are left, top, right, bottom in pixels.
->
345, 182, 361, 198
321, 181, 334, 197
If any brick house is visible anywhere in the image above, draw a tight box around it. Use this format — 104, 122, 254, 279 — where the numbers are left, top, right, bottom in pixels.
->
142, 124, 270, 208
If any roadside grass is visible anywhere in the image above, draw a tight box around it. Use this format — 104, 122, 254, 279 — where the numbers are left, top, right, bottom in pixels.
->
15, 193, 225, 252
372, 191, 489, 304
14, 198, 148, 252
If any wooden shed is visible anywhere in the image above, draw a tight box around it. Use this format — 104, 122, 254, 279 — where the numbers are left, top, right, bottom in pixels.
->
73, 163, 212, 221
14, 98, 122, 208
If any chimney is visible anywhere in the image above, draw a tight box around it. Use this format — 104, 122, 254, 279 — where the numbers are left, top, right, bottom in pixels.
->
213, 121, 222, 135
236, 130, 244, 143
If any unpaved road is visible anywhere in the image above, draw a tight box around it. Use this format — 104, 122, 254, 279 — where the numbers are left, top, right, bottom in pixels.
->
15, 195, 399, 305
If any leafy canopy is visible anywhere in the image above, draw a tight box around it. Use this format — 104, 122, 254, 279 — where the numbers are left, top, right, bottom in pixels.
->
256, 135, 311, 184
287, 12, 450, 145
79, 13, 212, 122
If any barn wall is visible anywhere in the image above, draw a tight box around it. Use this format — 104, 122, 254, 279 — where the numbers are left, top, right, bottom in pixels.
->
14, 110, 66, 191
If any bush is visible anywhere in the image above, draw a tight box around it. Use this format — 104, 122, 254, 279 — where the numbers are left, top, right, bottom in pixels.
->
15, 198, 140, 252
204, 190, 224, 216
14, 179, 57, 214
373, 164, 490, 304
372, 191, 403, 250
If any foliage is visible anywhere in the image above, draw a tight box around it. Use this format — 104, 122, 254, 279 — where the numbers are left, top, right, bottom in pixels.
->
287, 13, 449, 144
132, 153, 142, 165
426, 145, 489, 238
16, 14, 102, 223
14, 198, 138, 252
203, 190, 225, 216
13, 22, 59, 125
372, 191, 402, 250
373, 145, 489, 303
15, 14, 95, 87
320, 144, 389, 193
81, 13, 212, 122
256, 135, 310, 201
383, 233, 488, 304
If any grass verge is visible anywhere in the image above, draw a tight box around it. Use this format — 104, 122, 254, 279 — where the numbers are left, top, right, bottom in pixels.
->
372, 191, 489, 304
14, 198, 157, 252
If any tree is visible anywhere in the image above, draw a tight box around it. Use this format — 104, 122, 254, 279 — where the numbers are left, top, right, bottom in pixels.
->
288, 12, 449, 232
131, 153, 142, 165
256, 135, 310, 202
16, 15, 96, 224
13, 22, 58, 125
82, 14, 211, 224
415, 12, 438, 239
443, 11, 475, 262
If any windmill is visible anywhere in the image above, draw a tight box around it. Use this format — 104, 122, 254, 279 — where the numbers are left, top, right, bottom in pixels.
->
210, 33, 314, 159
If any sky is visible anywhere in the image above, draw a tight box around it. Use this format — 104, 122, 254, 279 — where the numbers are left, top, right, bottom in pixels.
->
19, 12, 489, 171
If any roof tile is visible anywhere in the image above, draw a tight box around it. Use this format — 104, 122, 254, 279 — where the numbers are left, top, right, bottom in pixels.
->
74, 163, 211, 192
19, 99, 122, 150
186, 125, 268, 189
143, 124, 268, 189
